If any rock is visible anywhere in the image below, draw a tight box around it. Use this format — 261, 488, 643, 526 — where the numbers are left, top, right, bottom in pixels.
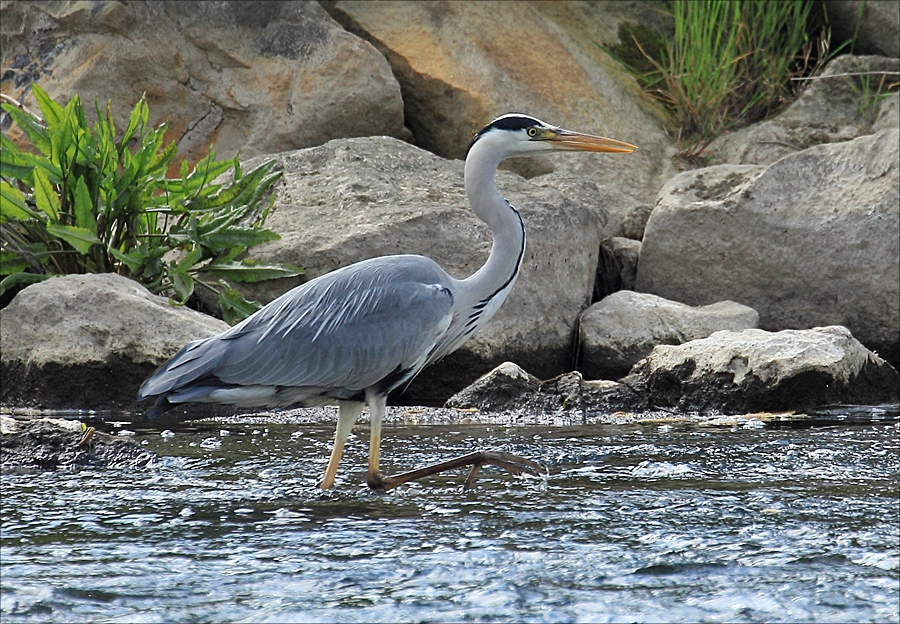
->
443, 367, 643, 415
0, 274, 228, 409
538, 371, 644, 414
579, 291, 759, 381
1, 416, 156, 471
445, 362, 541, 411
594, 236, 642, 300
620, 326, 900, 413
874, 93, 899, 133
0, 1, 405, 165
324, 0, 678, 236
824, 1, 900, 57
230, 137, 603, 402
707, 55, 900, 166
622, 203, 655, 240
636, 128, 900, 367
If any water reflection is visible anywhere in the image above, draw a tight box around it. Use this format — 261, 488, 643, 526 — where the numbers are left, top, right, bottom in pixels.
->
2, 417, 898, 622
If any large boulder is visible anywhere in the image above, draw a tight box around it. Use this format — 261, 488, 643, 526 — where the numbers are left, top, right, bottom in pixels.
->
620, 327, 899, 413
579, 291, 759, 381
0, 1, 405, 165
636, 128, 900, 366
707, 55, 900, 166
0, 274, 228, 409
824, 1, 900, 58
231, 136, 607, 402
324, 0, 678, 236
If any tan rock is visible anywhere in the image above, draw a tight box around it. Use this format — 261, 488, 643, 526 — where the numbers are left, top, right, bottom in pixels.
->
326, 0, 677, 236
1, 1, 405, 166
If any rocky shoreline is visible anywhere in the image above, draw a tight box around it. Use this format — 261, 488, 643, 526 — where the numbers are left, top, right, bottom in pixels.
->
2, 2, 898, 420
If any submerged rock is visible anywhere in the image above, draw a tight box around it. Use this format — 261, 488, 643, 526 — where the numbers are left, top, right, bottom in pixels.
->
1, 416, 156, 471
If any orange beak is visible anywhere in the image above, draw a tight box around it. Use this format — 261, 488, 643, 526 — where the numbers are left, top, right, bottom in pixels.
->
546, 128, 637, 153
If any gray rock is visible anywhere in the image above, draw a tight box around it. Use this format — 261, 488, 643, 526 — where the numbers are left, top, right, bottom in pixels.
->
579, 291, 759, 381
0, 274, 228, 409
620, 326, 899, 413
594, 237, 642, 300
443, 367, 643, 416
637, 128, 900, 366
707, 55, 900, 166
423, 329, 898, 416
1, 1, 405, 163
232, 136, 604, 402
622, 203, 655, 240
824, 1, 899, 57
445, 362, 541, 411
1, 416, 157, 471
325, 0, 678, 237
874, 93, 899, 133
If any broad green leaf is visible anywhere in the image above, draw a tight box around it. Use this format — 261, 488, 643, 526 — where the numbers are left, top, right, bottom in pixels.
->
169, 265, 194, 302
109, 248, 146, 273
0, 158, 35, 181
50, 96, 82, 169
1, 133, 62, 183
46, 223, 101, 254
120, 95, 146, 148
31, 84, 66, 131
0, 181, 38, 221
1, 104, 51, 156
199, 261, 303, 283
32, 168, 60, 218
176, 247, 204, 271
0, 252, 30, 275
73, 177, 97, 231
203, 226, 280, 249
0, 272, 51, 297
147, 140, 177, 176
218, 285, 261, 325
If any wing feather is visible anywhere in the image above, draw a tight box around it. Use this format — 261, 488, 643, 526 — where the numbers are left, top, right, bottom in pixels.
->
139, 256, 454, 403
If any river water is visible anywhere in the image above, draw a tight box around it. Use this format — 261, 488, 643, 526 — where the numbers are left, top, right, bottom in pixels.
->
2, 409, 898, 622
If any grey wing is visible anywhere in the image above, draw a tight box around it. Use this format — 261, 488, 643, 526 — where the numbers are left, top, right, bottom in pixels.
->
139, 257, 454, 401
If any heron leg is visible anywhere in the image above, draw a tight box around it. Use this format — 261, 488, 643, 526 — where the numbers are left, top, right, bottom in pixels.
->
370, 450, 546, 491
365, 390, 387, 489
320, 401, 364, 489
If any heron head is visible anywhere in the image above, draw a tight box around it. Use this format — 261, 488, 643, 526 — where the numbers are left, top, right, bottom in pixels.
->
467, 113, 637, 159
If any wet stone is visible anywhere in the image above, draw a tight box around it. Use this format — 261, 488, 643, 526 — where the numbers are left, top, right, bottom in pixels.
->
1, 416, 156, 472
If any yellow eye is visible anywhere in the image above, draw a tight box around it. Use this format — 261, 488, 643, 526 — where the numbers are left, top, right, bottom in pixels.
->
527, 127, 539, 137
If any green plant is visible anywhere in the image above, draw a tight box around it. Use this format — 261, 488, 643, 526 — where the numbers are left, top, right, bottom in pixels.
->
853, 69, 900, 120
0, 85, 302, 324
614, 0, 818, 159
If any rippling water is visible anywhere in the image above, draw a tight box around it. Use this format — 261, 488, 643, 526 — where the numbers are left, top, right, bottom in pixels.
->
2, 413, 898, 622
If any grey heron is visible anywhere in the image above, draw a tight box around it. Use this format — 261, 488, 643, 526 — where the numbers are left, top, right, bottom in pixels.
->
138, 114, 636, 490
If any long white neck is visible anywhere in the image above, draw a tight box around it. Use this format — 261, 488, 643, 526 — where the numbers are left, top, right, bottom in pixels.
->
458, 135, 526, 321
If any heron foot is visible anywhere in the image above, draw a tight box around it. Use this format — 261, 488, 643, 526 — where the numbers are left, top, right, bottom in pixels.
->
366, 450, 546, 491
